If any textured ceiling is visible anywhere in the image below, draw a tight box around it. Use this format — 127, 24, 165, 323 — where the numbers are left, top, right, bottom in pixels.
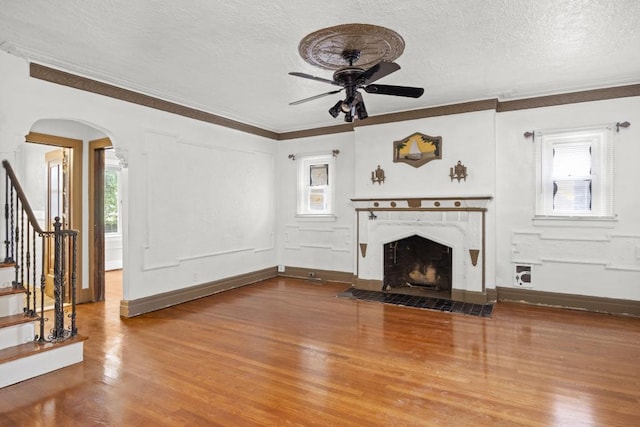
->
1, 0, 639, 133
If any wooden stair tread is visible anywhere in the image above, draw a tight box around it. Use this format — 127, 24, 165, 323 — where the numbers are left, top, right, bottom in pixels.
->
0, 286, 26, 297
0, 313, 38, 329
0, 261, 15, 269
0, 334, 87, 364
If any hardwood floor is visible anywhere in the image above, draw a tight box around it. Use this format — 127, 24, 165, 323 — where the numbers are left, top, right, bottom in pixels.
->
1, 276, 639, 426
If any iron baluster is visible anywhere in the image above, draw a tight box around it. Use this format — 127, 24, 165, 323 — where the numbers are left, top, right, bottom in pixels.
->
25, 220, 31, 315
70, 232, 77, 336
32, 230, 38, 318
27, 230, 38, 317
10, 186, 14, 263
13, 199, 20, 288
38, 235, 46, 343
20, 206, 24, 289
61, 228, 67, 334
52, 217, 64, 340
4, 172, 9, 262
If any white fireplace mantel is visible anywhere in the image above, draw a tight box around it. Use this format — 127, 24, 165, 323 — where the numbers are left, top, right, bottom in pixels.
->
351, 196, 493, 303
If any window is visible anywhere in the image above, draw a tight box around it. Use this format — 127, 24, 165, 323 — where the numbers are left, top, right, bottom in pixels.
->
535, 126, 613, 218
104, 154, 122, 234
297, 153, 335, 216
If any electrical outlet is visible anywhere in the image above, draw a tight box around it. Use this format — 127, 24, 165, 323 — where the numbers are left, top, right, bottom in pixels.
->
277, 265, 285, 273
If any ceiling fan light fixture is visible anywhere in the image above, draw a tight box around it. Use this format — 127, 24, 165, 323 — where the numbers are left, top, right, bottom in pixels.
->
328, 100, 343, 118
344, 110, 354, 123
355, 100, 368, 120
298, 24, 405, 70
290, 24, 423, 122
341, 96, 356, 113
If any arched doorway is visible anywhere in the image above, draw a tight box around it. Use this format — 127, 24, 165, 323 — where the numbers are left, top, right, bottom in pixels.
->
22, 119, 124, 305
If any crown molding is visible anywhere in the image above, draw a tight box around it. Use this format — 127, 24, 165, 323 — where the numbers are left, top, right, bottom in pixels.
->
30, 63, 640, 141
29, 63, 279, 140
497, 84, 640, 112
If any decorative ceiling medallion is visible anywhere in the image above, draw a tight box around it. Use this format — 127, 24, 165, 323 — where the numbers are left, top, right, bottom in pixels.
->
298, 23, 405, 70
393, 132, 442, 168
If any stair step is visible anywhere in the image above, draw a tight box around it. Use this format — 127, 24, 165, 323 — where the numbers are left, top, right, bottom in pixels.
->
0, 286, 26, 297
0, 313, 37, 329
0, 262, 16, 269
0, 265, 14, 288
0, 319, 34, 350
0, 334, 87, 364
0, 288, 29, 318
0, 335, 87, 388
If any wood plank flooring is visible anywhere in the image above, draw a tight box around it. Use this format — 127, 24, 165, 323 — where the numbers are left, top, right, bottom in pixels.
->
0, 275, 639, 426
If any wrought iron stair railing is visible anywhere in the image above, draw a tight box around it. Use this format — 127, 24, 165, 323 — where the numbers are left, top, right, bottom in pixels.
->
2, 159, 78, 342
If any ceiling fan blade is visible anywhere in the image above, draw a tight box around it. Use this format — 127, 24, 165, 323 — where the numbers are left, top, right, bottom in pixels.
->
289, 72, 341, 86
359, 62, 401, 84
364, 84, 424, 98
289, 89, 343, 106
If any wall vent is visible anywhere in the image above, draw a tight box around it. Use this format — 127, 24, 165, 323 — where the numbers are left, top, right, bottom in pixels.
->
515, 265, 532, 288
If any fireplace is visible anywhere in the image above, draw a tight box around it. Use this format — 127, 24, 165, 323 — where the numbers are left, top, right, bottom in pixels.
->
383, 235, 452, 298
351, 196, 493, 304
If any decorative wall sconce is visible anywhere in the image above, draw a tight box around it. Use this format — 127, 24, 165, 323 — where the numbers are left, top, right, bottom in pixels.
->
371, 165, 385, 185
449, 160, 468, 182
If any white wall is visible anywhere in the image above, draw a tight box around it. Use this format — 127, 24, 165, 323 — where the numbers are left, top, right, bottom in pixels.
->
0, 51, 278, 301
352, 111, 496, 198
280, 101, 640, 302
276, 132, 356, 274
496, 97, 640, 300
17, 142, 50, 221
278, 111, 497, 290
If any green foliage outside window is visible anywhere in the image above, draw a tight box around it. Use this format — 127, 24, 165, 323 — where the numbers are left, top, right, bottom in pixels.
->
104, 169, 119, 233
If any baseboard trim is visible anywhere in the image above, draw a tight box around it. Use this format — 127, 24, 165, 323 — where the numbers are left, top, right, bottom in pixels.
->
278, 266, 354, 284
353, 278, 382, 291
496, 287, 640, 316
120, 267, 278, 317
451, 289, 496, 305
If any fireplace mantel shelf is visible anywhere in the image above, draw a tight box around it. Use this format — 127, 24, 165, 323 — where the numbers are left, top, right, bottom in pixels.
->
351, 195, 493, 201
352, 195, 493, 210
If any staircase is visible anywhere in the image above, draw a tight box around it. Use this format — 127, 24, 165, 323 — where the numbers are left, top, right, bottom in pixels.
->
0, 160, 86, 388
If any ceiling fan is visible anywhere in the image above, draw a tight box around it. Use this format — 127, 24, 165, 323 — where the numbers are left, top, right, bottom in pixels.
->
289, 49, 424, 122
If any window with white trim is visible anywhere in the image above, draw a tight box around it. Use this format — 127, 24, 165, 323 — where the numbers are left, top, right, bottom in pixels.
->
297, 153, 335, 216
535, 126, 614, 218
104, 152, 122, 234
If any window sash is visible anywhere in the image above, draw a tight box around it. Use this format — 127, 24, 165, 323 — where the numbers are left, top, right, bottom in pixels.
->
104, 167, 121, 234
297, 154, 335, 216
536, 126, 613, 218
